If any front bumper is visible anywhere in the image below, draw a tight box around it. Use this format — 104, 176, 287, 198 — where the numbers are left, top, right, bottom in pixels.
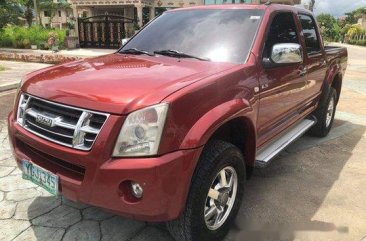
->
8, 111, 203, 221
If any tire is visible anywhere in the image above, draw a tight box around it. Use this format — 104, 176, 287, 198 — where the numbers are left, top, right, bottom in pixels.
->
308, 87, 337, 137
167, 140, 245, 241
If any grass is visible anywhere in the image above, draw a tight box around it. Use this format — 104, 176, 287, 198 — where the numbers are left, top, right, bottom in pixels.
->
0, 65, 7, 71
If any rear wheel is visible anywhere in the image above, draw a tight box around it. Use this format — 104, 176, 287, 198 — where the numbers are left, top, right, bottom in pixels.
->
167, 140, 245, 241
309, 87, 337, 137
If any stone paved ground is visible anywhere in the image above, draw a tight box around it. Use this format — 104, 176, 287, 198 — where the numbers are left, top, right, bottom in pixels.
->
0, 61, 51, 92
0, 44, 366, 241
0, 122, 175, 241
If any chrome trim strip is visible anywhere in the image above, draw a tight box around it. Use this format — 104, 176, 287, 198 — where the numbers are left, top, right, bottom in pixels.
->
255, 119, 316, 168
25, 121, 74, 139
25, 108, 77, 130
18, 93, 110, 151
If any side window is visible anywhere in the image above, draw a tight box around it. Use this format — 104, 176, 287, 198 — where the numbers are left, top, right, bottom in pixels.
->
299, 14, 321, 54
264, 12, 300, 58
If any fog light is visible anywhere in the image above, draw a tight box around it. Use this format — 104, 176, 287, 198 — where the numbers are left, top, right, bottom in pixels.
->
131, 182, 143, 199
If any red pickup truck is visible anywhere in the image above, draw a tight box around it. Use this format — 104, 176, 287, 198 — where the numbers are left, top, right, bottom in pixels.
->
8, 3, 347, 241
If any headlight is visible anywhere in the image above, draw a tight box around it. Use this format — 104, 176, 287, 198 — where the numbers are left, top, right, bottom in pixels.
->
112, 103, 169, 157
14, 77, 25, 108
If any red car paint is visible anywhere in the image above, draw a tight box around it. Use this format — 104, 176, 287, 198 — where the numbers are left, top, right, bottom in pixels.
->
8, 4, 347, 221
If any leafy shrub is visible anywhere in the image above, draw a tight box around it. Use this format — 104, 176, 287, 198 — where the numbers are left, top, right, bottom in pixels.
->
356, 40, 366, 46
0, 25, 66, 49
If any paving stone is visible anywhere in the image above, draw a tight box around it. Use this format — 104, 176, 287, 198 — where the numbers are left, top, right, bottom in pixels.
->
131, 226, 174, 241
0, 175, 37, 192
14, 196, 61, 220
0, 219, 30, 240
0, 156, 16, 167
0, 200, 16, 219
6, 188, 41, 202
82, 206, 114, 221
10, 167, 23, 176
0, 191, 4, 202
36, 186, 54, 197
63, 220, 100, 241
101, 216, 145, 241
13, 226, 65, 241
32, 205, 81, 228
62, 196, 89, 209
0, 166, 15, 177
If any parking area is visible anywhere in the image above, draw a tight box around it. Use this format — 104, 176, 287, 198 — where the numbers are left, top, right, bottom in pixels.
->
0, 43, 365, 241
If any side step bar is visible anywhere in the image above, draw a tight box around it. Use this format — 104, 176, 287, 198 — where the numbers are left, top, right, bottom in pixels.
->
255, 119, 316, 168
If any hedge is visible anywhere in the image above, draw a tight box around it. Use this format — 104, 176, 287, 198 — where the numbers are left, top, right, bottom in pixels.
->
0, 25, 66, 49
348, 39, 366, 46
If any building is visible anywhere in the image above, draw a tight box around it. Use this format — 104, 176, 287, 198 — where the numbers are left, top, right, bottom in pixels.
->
44, 0, 300, 48
205, 0, 300, 4
358, 14, 366, 30
73, 0, 299, 32
40, 0, 74, 29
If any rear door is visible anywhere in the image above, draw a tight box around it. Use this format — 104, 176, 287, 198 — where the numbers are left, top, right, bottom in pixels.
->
257, 12, 308, 146
297, 14, 327, 101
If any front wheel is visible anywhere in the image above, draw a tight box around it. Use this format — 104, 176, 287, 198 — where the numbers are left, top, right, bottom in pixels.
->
167, 140, 245, 241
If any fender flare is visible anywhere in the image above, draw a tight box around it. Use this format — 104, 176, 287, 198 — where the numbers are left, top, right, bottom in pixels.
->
180, 98, 257, 166
325, 61, 342, 85
323, 62, 343, 104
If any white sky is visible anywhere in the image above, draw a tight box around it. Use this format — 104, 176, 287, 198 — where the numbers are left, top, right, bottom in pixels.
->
297, 0, 366, 17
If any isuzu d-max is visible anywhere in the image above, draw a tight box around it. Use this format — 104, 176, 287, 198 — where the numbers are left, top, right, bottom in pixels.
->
8, 3, 347, 241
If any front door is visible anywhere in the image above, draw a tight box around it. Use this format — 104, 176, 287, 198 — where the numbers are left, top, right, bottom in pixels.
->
257, 12, 308, 146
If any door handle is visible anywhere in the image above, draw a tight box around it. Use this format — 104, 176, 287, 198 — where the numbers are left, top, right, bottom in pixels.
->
299, 67, 308, 76
319, 60, 327, 67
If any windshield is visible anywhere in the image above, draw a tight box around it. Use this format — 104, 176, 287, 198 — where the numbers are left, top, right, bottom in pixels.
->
120, 9, 264, 64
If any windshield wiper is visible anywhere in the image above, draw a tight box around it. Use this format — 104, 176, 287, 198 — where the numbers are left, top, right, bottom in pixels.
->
120, 48, 155, 56
154, 50, 210, 61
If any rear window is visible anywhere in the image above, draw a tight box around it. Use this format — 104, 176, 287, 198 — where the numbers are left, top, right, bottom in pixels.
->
121, 9, 264, 64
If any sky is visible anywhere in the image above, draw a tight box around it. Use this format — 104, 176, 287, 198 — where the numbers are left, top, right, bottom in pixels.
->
297, 0, 366, 17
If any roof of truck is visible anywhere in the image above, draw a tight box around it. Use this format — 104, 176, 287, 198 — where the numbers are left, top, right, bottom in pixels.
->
169, 3, 312, 15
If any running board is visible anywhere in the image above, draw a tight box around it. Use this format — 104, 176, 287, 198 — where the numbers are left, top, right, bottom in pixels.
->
255, 119, 316, 168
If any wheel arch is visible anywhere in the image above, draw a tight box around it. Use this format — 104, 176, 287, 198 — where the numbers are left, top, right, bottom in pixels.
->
180, 99, 257, 178
331, 72, 342, 104
208, 117, 256, 178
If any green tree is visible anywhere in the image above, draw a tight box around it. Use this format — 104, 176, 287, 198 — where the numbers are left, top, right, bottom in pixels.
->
344, 7, 366, 25
24, 0, 34, 27
317, 14, 340, 42
0, 0, 23, 28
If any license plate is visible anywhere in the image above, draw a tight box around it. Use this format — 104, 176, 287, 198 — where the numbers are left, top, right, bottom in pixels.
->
22, 160, 59, 196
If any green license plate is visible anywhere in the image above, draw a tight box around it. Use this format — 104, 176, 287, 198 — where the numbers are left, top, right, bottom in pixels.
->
22, 160, 59, 196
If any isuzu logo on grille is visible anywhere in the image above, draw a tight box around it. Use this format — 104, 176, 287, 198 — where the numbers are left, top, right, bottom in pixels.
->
35, 114, 55, 127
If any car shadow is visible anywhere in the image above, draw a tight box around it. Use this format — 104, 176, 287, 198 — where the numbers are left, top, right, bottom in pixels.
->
227, 122, 366, 241
26, 122, 365, 241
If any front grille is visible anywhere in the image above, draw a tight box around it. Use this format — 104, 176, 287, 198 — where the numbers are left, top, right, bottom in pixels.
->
17, 94, 109, 151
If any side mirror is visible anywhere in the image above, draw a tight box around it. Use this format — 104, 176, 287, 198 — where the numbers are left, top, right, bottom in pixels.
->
263, 43, 303, 68
121, 38, 130, 46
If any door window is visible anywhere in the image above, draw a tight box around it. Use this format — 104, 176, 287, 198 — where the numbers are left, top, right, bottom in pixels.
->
263, 12, 300, 59
299, 14, 321, 54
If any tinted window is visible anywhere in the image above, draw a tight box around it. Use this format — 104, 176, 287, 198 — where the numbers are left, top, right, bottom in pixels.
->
121, 9, 264, 64
299, 14, 321, 54
264, 12, 299, 58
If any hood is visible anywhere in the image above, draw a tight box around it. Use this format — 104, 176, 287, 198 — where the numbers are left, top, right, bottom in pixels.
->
23, 53, 235, 115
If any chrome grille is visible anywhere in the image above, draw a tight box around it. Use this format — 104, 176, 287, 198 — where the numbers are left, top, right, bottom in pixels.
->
17, 94, 109, 151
